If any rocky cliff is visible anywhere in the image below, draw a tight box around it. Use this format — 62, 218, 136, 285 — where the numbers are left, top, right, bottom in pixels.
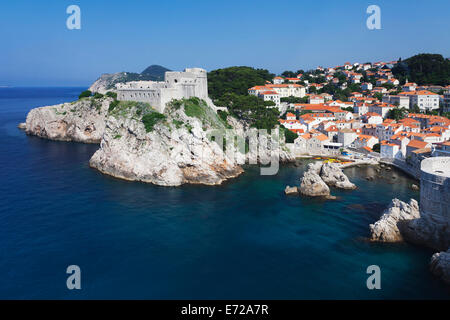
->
25, 97, 111, 143
320, 162, 356, 190
89, 98, 246, 186
430, 249, 450, 285
298, 161, 356, 197
369, 198, 420, 242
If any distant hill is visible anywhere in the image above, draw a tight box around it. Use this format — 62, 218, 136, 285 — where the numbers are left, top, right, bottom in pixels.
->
88, 65, 171, 93
392, 53, 450, 86
141, 65, 171, 81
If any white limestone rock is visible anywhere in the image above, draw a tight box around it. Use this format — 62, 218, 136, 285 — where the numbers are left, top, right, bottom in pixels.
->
369, 198, 420, 242
88, 73, 125, 94
25, 97, 110, 143
320, 162, 356, 190
284, 186, 298, 195
226, 115, 295, 164
89, 100, 243, 186
300, 167, 330, 197
430, 249, 450, 285
402, 215, 450, 251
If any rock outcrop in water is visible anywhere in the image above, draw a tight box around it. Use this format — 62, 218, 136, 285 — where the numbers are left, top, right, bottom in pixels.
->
25, 97, 110, 143
284, 186, 299, 195
89, 98, 244, 186
300, 163, 331, 197
430, 249, 450, 285
320, 162, 357, 190
369, 198, 420, 242
298, 161, 356, 197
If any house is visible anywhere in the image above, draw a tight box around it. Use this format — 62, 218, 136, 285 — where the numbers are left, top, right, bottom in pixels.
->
363, 112, 383, 124
273, 76, 284, 84
352, 134, 379, 149
380, 141, 401, 159
309, 95, 325, 104
285, 77, 301, 83
433, 141, 450, 157
402, 82, 417, 92
293, 132, 332, 155
382, 95, 410, 109
369, 103, 395, 118
258, 90, 280, 107
337, 128, 357, 147
399, 90, 440, 111
406, 139, 431, 158
390, 134, 410, 158
361, 82, 373, 91
286, 112, 296, 120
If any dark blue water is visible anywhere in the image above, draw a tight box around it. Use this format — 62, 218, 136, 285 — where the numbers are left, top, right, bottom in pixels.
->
0, 87, 449, 299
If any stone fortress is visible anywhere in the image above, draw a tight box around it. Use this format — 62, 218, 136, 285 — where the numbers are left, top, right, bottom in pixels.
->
116, 68, 210, 113
420, 157, 450, 226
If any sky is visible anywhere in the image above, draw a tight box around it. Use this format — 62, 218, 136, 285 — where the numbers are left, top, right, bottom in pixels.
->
0, 0, 449, 86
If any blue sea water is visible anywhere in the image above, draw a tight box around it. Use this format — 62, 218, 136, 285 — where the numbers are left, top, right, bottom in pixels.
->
0, 87, 449, 299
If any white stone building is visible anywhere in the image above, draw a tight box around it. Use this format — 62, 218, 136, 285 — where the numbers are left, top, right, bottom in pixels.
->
116, 68, 209, 113
399, 90, 440, 111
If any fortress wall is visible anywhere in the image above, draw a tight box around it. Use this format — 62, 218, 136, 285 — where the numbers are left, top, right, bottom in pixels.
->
116, 68, 209, 113
117, 89, 162, 111
420, 157, 450, 224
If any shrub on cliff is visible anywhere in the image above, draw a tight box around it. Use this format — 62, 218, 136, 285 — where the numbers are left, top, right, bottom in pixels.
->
105, 91, 117, 99
142, 112, 166, 132
79, 90, 92, 99
93, 92, 104, 99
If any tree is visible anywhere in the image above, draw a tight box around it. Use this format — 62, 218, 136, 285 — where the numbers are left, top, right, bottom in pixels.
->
105, 91, 117, 99
387, 107, 407, 120
411, 104, 421, 113
280, 127, 298, 143
79, 90, 92, 99
372, 143, 380, 153
373, 92, 383, 101
207, 66, 274, 100
391, 53, 450, 86
281, 70, 297, 78
215, 93, 279, 130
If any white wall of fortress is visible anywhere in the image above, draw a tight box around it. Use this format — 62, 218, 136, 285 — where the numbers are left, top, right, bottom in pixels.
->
116, 68, 208, 113
420, 157, 450, 224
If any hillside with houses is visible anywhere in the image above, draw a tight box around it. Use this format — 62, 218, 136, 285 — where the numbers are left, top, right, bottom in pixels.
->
244, 54, 450, 175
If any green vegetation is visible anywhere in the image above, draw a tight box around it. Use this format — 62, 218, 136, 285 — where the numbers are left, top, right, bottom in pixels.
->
373, 92, 383, 101
113, 134, 121, 139
90, 99, 102, 111
280, 96, 307, 104
172, 119, 184, 129
172, 97, 230, 130
208, 66, 274, 100
53, 108, 67, 115
93, 92, 104, 99
105, 91, 117, 99
387, 107, 408, 120
372, 143, 380, 153
215, 93, 279, 130
108, 100, 120, 112
217, 110, 233, 129
79, 90, 92, 99
280, 126, 298, 143
108, 100, 153, 120
142, 112, 166, 132
184, 97, 206, 119
392, 54, 450, 86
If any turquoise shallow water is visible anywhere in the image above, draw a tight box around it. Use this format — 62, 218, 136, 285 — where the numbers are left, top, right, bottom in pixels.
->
0, 87, 449, 299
